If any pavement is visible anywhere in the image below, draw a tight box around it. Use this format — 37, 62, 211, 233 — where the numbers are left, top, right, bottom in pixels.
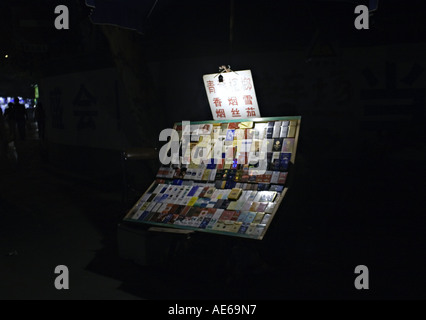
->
0, 131, 143, 300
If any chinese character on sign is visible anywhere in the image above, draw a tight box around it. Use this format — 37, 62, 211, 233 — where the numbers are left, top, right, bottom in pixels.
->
243, 95, 253, 105
216, 109, 226, 118
242, 77, 252, 90
213, 97, 222, 107
246, 107, 256, 117
203, 70, 261, 120
231, 108, 241, 117
228, 97, 238, 106
207, 80, 215, 94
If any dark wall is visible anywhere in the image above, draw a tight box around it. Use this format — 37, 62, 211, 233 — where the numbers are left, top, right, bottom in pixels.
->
147, 44, 426, 162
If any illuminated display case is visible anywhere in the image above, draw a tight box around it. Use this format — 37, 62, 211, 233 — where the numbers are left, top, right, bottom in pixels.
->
123, 116, 301, 240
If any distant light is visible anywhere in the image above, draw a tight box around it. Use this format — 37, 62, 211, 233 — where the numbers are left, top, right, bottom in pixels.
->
4, 54, 8, 58
34, 84, 39, 99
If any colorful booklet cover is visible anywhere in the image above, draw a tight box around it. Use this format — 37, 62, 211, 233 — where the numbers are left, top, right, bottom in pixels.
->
220, 199, 231, 209
281, 138, 294, 153
198, 186, 210, 198
246, 212, 265, 235
199, 208, 216, 229
187, 197, 198, 207
245, 128, 254, 139
279, 153, 291, 171
254, 191, 277, 202
201, 169, 211, 181
224, 211, 241, 232
287, 123, 297, 138
239, 122, 253, 129
256, 202, 269, 212
271, 171, 280, 184
230, 212, 248, 233
214, 199, 224, 209
182, 207, 198, 226
272, 138, 283, 152
130, 202, 146, 220
260, 213, 271, 226
252, 212, 265, 224
212, 210, 233, 230
277, 172, 288, 184
238, 212, 257, 234
227, 201, 239, 211
187, 186, 200, 197
168, 205, 185, 224
228, 122, 240, 130
249, 202, 260, 212
206, 209, 224, 229
254, 122, 267, 140
192, 208, 209, 228
228, 188, 243, 200
279, 125, 288, 138
263, 171, 272, 183
174, 206, 193, 225
242, 201, 253, 211
225, 129, 235, 141
272, 121, 281, 138
204, 187, 216, 198
247, 191, 257, 202
251, 224, 266, 238
269, 184, 284, 192
266, 122, 274, 139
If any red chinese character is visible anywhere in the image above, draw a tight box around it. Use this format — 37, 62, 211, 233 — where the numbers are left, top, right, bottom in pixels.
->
207, 80, 215, 94
216, 109, 226, 118
231, 108, 241, 117
242, 77, 253, 90
228, 97, 238, 106
213, 97, 222, 107
243, 95, 253, 105
246, 107, 256, 117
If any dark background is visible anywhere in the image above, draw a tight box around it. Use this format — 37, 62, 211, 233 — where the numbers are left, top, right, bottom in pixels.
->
0, 0, 425, 300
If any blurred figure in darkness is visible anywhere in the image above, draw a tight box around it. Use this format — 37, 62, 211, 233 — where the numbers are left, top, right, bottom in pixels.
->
4, 102, 16, 142
1, 103, 18, 165
0, 110, 7, 162
35, 102, 46, 140
14, 97, 27, 141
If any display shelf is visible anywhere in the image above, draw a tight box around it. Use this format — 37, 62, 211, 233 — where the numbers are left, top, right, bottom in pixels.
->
123, 116, 301, 240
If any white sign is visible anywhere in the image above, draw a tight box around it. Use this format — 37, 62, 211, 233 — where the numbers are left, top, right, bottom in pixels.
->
203, 70, 261, 120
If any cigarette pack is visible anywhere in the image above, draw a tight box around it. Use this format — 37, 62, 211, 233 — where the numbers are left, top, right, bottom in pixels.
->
228, 188, 243, 200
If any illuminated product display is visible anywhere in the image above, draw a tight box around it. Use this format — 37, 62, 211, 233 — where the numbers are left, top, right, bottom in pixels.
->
123, 116, 301, 240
